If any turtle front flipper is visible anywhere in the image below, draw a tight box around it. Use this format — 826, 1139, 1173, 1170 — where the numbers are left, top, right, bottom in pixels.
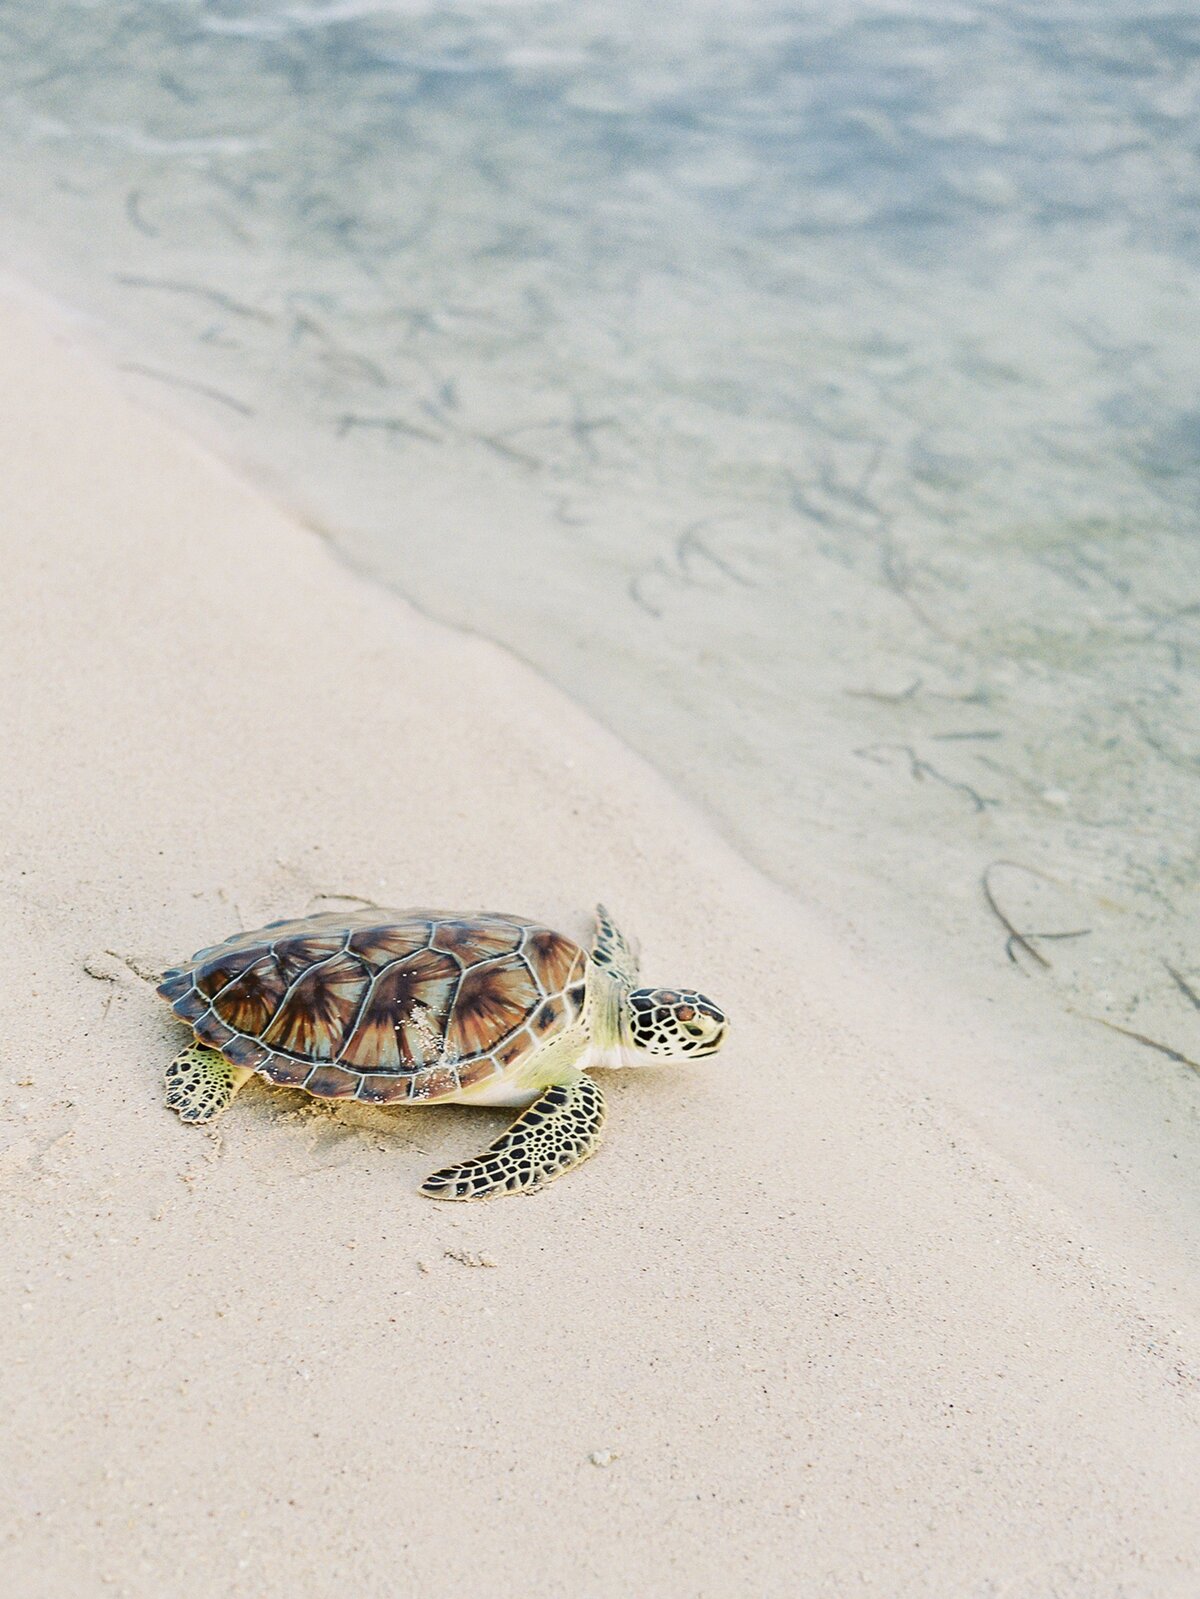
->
591, 903, 639, 989
421, 1073, 606, 1201
165, 1043, 253, 1124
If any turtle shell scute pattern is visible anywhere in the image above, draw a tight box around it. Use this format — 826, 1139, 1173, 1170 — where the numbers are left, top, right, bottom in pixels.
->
157, 909, 588, 1104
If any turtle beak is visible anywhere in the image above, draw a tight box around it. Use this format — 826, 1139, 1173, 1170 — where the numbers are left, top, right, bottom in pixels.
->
699, 999, 728, 1055
693, 1010, 728, 1057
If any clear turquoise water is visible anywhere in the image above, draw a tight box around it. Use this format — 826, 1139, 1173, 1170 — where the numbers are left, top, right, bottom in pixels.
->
1, 1, 1197, 1051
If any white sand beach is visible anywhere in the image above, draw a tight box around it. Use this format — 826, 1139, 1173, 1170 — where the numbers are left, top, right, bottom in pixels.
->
2, 291, 1200, 1597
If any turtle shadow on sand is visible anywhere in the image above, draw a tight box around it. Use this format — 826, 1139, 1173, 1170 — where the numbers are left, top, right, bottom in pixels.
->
263, 1090, 496, 1175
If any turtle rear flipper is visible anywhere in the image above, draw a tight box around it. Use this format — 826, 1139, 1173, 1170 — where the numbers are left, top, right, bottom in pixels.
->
165, 1043, 252, 1124
421, 1073, 606, 1201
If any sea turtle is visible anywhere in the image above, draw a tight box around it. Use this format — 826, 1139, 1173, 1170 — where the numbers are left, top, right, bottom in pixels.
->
156, 905, 727, 1200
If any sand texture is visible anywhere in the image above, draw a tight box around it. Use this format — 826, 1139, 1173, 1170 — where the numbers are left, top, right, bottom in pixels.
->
1, 296, 1199, 1598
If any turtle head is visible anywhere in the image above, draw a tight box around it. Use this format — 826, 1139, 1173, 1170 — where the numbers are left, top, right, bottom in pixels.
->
625, 987, 728, 1061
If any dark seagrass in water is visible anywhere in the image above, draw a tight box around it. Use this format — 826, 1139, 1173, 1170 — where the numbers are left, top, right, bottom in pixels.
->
3, 1, 1199, 1062
158, 905, 727, 1201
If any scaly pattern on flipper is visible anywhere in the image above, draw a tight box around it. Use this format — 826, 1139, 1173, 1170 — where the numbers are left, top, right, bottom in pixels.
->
591, 903, 639, 990
421, 1073, 606, 1201
164, 1043, 250, 1124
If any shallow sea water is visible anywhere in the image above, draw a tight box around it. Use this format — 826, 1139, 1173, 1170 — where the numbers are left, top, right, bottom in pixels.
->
1, 0, 1197, 1058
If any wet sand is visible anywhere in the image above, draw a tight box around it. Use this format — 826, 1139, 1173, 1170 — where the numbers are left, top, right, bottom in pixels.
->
1, 291, 1199, 1597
